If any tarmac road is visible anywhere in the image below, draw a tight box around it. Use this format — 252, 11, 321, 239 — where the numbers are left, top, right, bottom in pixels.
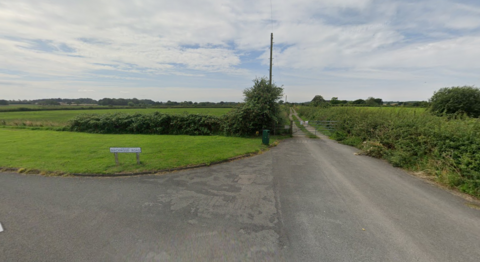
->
1, 126, 480, 261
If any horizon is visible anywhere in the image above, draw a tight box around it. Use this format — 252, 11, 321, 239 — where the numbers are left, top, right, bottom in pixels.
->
2, 0, 480, 102
2, 97, 429, 104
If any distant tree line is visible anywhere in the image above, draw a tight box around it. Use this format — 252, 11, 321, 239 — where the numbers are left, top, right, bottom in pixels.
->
298, 95, 428, 108
4, 98, 241, 107
6, 98, 97, 105
159, 101, 239, 107
98, 98, 157, 106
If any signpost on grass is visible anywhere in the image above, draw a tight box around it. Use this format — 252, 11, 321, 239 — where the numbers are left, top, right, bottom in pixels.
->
110, 147, 142, 165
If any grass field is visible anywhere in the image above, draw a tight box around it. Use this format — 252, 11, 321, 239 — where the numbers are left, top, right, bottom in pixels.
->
1, 104, 44, 109
360, 107, 426, 112
0, 128, 279, 174
0, 108, 232, 126
0, 104, 106, 111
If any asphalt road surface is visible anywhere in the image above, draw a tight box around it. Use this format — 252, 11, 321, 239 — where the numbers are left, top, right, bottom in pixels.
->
1, 126, 480, 261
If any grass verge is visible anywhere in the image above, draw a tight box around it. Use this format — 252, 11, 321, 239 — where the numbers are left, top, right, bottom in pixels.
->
293, 115, 318, 138
0, 128, 282, 175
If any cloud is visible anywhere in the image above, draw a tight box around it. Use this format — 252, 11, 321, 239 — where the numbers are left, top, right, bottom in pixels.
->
1, 0, 480, 101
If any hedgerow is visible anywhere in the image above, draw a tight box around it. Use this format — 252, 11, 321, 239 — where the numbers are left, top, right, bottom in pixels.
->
297, 106, 480, 197
69, 112, 223, 135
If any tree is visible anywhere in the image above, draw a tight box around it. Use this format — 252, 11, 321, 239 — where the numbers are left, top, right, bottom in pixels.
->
352, 99, 366, 105
243, 77, 284, 124
39, 99, 60, 106
366, 97, 383, 106
330, 97, 340, 105
311, 95, 326, 106
429, 86, 480, 117
0, 100, 8, 105
224, 77, 284, 136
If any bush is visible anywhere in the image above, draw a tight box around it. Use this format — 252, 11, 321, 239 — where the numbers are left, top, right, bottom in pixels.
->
429, 86, 480, 118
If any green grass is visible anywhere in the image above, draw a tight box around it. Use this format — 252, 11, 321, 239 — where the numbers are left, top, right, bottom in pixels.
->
0, 104, 107, 112
0, 108, 232, 126
358, 107, 426, 113
0, 128, 280, 175
1, 104, 43, 109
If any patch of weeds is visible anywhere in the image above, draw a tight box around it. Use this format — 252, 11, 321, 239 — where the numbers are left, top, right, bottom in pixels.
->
361, 141, 387, 158
25, 169, 40, 175
331, 130, 347, 141
342, 137, 363, 147
386, 151, 412, 167
458, 181, 480, 196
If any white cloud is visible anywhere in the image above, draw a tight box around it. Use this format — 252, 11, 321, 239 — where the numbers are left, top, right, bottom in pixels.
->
1, 0, 480, 101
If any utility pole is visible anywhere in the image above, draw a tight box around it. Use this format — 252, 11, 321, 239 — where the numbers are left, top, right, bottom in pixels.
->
269, 33, 274, 134
269, 33, 273, 86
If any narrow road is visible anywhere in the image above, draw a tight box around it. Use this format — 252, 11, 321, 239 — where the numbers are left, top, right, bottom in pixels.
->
1, 121, 480, 261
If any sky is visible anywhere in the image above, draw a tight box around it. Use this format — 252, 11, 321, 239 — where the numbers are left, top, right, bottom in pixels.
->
1, 0, 480, 102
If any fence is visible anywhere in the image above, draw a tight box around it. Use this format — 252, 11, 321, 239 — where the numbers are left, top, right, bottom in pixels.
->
272, 121, 293, 136
307, 120, 337, 135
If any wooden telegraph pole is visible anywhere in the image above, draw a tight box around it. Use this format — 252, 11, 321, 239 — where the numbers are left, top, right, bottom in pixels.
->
269, 33, 274, 134
269, 33, 273, 86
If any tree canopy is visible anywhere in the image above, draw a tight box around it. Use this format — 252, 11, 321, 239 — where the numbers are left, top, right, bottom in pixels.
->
429, 86, 480, 117
366, 97, 383, 106
352, 99, 366, 105
311, 95, 326, 106
224, 77, 284, 136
